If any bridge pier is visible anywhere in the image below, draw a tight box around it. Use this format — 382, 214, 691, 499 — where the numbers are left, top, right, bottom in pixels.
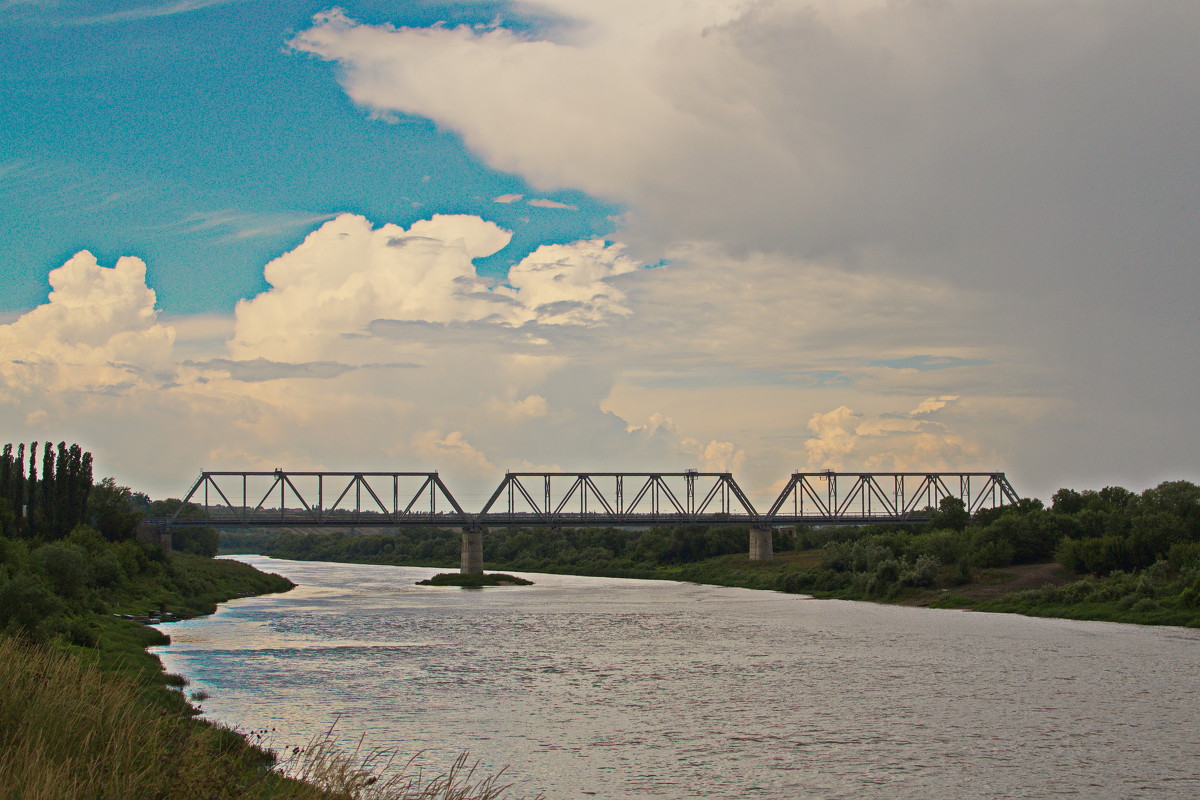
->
749, 526, 773, 561
460, 527, 484, 575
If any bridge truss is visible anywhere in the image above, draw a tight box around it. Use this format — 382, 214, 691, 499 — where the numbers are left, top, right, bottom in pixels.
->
173, 471, 468, 526
764, 472, 1020, 524
477, 472, 758, 526
167, 469, 1018, 527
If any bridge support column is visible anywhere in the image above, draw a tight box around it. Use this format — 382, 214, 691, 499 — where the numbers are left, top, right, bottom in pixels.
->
749, 526, 773, 562
460, 527, 484, 575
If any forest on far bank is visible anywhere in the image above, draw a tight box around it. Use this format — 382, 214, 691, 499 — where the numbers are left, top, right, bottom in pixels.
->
223, 480, 1200, 627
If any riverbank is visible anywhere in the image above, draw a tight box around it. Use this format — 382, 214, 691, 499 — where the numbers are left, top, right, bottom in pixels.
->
224, 537, 1200, 629
0, 545, 306, 798
1, 538, 542, 800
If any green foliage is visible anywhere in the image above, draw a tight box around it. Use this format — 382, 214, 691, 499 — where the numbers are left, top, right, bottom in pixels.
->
36, 542, 88, 598
0, 573, 65, 639
1, 441, 93, 539
930, 496, 970, 531
0, 531, 293, 647
239, 522, 764, 577
88, 477, 144, 541
173, 527, 221, 557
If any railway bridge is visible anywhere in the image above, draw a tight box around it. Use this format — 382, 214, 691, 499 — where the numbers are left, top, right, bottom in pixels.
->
162, 470, 1019, 573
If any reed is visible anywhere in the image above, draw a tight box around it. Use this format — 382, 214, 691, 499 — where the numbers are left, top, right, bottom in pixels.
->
0, 636, 538, 800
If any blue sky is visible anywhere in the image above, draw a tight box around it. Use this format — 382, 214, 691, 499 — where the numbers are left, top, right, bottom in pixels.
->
1, 0, 1197, 501
1, 0, 617, 313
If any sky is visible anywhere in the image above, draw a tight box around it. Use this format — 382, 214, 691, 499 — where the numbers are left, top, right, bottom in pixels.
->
1, 0, 1197, 506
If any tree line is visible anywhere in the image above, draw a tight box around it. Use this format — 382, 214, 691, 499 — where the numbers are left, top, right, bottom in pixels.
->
1, 441, 217, 554
1, 442, 93, 539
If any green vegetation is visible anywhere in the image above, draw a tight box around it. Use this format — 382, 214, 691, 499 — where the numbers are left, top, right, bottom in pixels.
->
416, 573, 533, 587
1, 440, 535, 799
229, 481, 1200, 628
1, 637, 536, 800
224, 524, 782, 578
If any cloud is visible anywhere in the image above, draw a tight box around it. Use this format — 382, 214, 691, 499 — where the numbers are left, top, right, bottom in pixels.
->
0, 199, 1182, 504
0, 251, 174, 396
412, 430, 496, 478
59, 0, 245, 27
183, 357, 362, 382
493, 193, 523, 203
527, 198, 578, 210
229, 213, 644, 364
173, 209, 341, 242
680, 437, 745, 474
288, 1, 1200, 498
804, 399, 987, 473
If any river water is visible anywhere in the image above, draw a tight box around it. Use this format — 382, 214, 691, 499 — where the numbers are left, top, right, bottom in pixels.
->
153, 556, 1200, 799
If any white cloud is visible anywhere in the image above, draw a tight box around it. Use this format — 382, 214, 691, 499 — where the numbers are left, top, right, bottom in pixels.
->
680, 437, 745, 474
412, 430, 496, 478
0, 251, 174, 396
489, 393, 550, 420
61, 0, 245, 27
493, 193, 523, 203
527, 198, 578, 210
804, 399, 988, 473
0, 181, 1188, 504
230, 213, 640, 362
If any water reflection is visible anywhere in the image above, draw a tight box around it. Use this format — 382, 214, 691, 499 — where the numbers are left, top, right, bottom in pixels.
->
155, 557, 1200, 800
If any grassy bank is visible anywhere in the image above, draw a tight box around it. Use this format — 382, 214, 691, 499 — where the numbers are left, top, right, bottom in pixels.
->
1, 443, 537, 798
654, 551, 1200, 627
1, 635, 534, 800
0, 539, 535, 799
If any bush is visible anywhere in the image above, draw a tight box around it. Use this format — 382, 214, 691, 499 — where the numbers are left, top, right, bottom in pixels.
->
36, 543, 88, 598
0, 573, 65, 639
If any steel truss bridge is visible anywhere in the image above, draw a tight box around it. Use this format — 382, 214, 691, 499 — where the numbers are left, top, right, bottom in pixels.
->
167, 470, 1019, 528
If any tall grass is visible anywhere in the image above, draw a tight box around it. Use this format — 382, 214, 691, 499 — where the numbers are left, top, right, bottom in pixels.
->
0, 636, 538, 800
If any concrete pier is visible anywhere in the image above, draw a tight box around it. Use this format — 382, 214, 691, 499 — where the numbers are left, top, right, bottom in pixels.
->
749, 526, 774, 561
461, 528, 484, 574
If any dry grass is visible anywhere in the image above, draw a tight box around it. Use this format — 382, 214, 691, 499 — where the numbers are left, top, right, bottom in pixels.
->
281, 729, 537, 800
0, 636, 540, 800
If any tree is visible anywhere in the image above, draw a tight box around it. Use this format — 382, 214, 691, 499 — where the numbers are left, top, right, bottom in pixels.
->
1052, 488, 1083, 514
931, 496, 970, 531
88, 478, 143, 542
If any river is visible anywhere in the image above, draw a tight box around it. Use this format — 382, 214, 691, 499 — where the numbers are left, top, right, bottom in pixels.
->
153, 556, 1200, 799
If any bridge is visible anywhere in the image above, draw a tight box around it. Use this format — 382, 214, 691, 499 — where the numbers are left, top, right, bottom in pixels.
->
161, 469, 1019, 573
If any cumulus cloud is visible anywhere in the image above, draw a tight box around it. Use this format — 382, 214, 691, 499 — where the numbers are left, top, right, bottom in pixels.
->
412, 430, 496, 478
805, 399, 988, 473
0, 251, 174, 396
230, 213, 640, 362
